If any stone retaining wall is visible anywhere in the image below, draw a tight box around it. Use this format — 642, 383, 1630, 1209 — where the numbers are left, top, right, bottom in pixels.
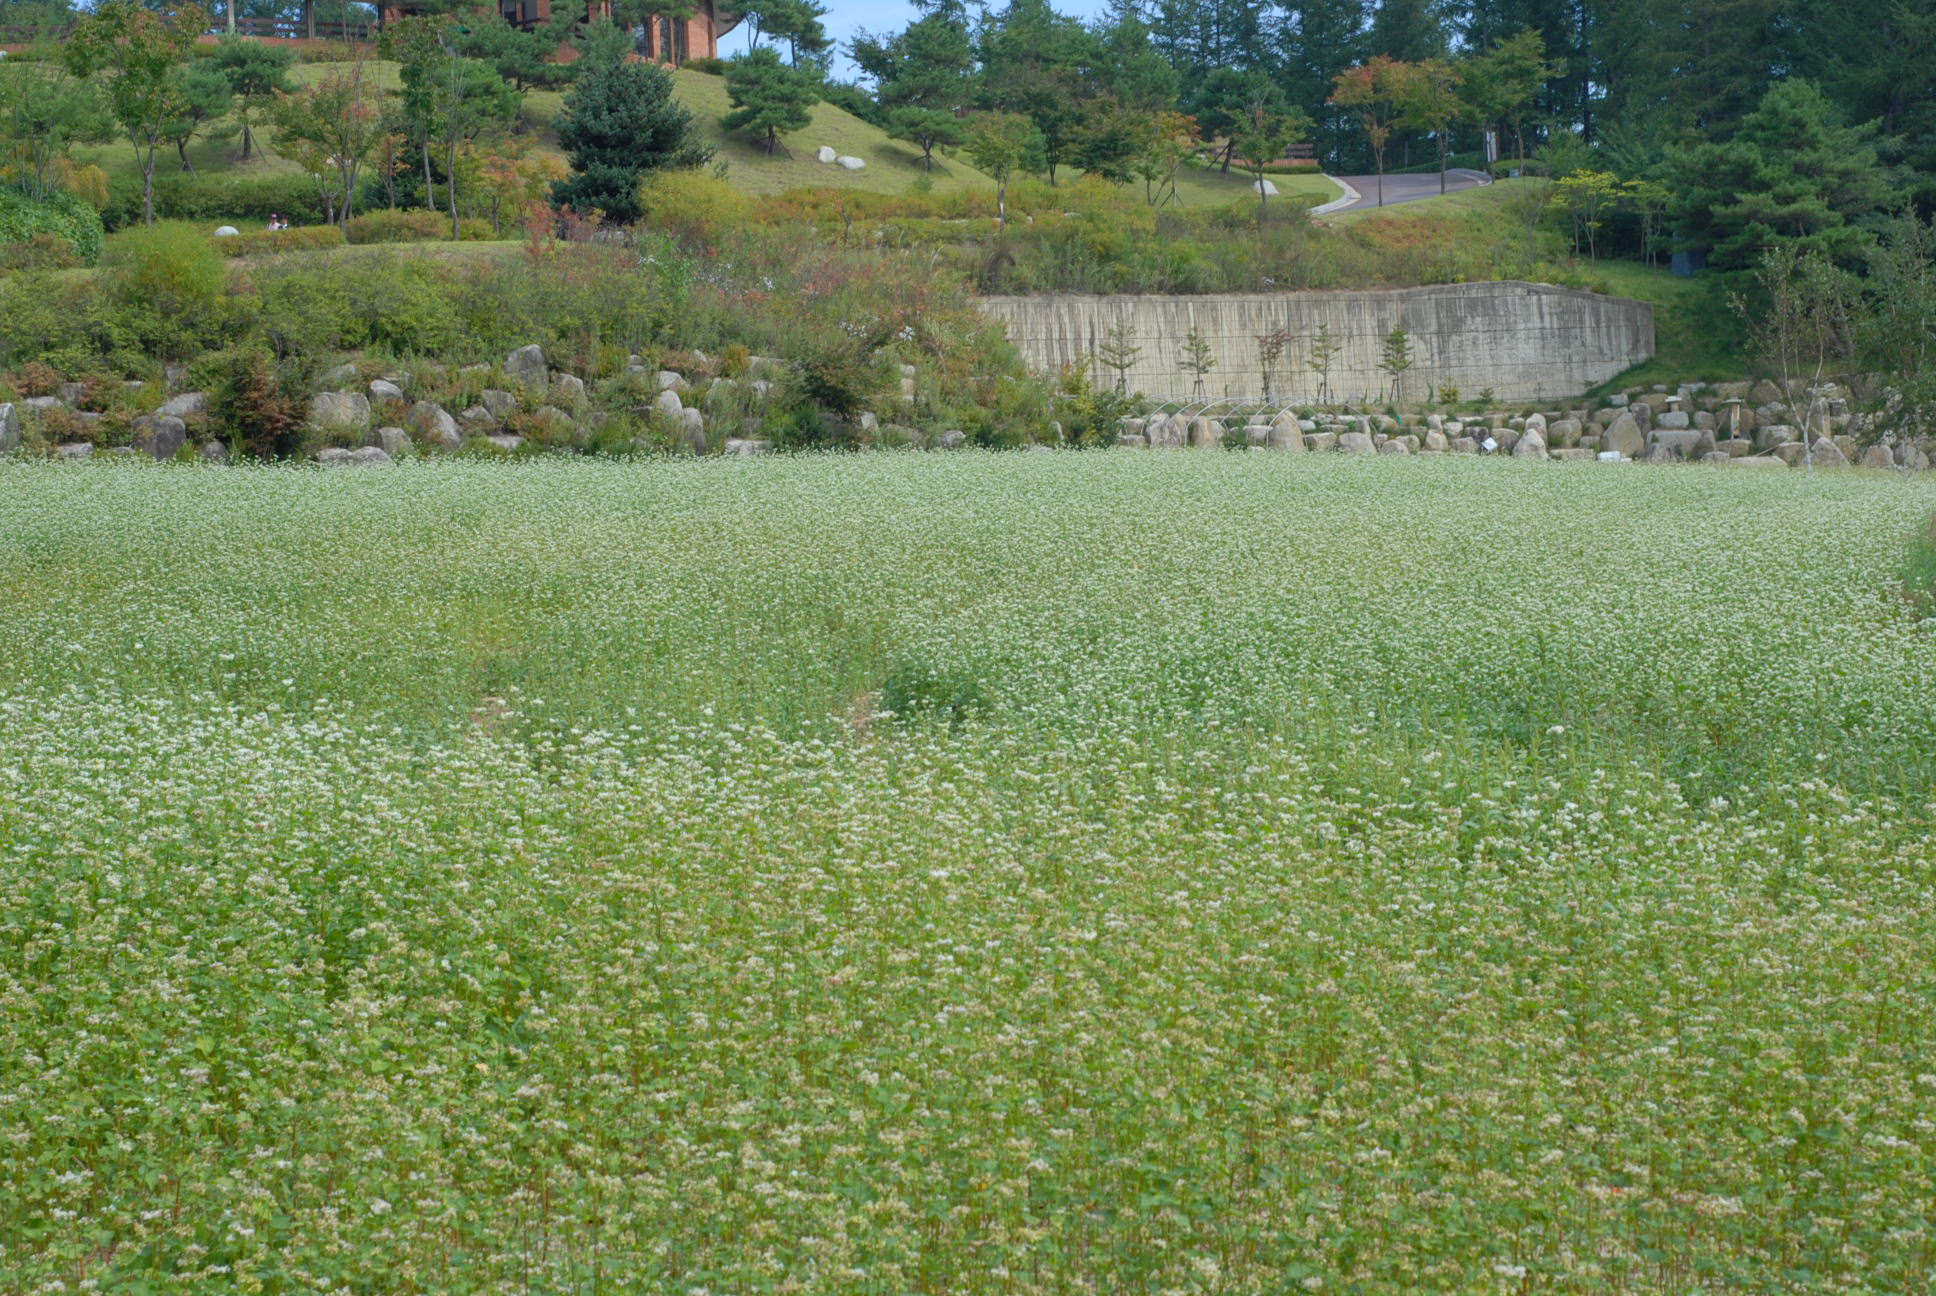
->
979, 282, 1656, 403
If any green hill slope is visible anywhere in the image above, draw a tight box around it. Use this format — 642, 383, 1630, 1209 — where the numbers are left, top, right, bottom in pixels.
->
60, 59, 998, 201
48, 57, 1339, 209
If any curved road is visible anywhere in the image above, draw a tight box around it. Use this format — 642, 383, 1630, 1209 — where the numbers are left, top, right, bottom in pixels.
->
1319, 168, 1490, 214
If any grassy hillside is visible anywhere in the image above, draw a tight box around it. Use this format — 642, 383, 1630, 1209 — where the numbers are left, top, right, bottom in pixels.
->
50, 58, 1343, 211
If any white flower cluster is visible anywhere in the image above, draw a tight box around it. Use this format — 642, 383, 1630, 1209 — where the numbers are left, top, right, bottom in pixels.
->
1, 454, 1933, 1293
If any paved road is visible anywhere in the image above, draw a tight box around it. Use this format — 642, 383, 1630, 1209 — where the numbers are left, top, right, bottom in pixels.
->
1322, 168, 1490, 213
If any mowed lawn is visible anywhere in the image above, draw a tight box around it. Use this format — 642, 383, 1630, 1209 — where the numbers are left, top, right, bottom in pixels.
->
2, 454, 1934, 1293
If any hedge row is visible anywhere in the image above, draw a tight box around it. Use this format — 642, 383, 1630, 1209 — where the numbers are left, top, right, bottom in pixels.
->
214, 225, 347, 257
103, 172, 328, 232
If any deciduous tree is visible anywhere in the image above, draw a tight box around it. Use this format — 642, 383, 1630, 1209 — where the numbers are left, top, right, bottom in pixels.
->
63, 0, 208, 227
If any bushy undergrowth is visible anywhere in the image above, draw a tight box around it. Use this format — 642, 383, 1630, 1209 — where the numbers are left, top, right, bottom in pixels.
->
639, 174, 1579, 296
213, 225, 348, 258
0, 182, 105, 267
343, 208, 499, 245
0, 218, 1055, 447
1, 457, 1934, 1292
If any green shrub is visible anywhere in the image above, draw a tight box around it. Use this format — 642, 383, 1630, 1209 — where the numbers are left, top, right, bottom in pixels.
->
214, 225, 348, 257
104, 224, 229, 361
681, 56, 725, 75
0, 184, 106, 267
344, 208, 497, 245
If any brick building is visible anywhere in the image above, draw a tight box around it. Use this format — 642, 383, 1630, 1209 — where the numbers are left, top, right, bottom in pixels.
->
381, 0, 740, 63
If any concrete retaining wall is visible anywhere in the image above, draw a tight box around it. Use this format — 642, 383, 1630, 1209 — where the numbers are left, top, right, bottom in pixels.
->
979, 282, 1655, 403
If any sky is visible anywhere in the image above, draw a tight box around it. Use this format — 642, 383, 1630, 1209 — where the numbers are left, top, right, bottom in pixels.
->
729, 0, 1114, 80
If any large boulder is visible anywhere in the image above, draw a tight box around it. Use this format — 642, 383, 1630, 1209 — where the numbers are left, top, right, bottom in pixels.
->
816, 145, 836, 164
479, 389, 518, 422
372, 426, 412, 457
504, 344, 548, 392
1266, 416, 1304, 451
1805, 437, 1849, 468
1511, 427, 1548, 460
836, 155, 866, 170
1602, 410, 1644, 459
309, 391, 372, 437
1253, 177, 1279, 197
1190, 417, 1221, 449
1859, 443, 1896, 469
1648, 428, 1710, 460
1749, 378, 1784, 406
1547, 418, 1582, 448
0, 403, 18, 454
1306, 431, 1339, 453
407, 400, 461, 450
156, 392, 207, 420
368, 379, 406, 404
653, 389, 685, 422
1732, 455, 1790, 469
550, 373, 587, 406
148, 416, 187, 461
1756, 424, 1797, 451
656, 370, 688, 393
1338, 430, 1375, 455
679, 407, 707, 452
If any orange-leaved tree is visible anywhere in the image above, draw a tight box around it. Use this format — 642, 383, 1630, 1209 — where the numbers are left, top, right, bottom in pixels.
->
1329, 55, 1410, 208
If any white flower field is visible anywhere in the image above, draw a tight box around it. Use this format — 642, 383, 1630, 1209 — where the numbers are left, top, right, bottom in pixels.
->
2, 454, 1934, 1294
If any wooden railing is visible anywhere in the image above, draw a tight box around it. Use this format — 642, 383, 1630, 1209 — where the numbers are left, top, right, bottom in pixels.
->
223, 15, 377, 42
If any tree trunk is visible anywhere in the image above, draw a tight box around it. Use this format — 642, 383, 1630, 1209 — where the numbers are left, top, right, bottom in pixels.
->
424, 141, 437, 211
448, 142, 460, 240
179, 138, 194, 172
305, 0, 314, 40
227, 0, 235, 33
141, 141, 156, 226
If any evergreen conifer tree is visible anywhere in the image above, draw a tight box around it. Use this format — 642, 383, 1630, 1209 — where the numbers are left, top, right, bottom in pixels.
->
552, 55, 711, 224
721, 45, 821, 155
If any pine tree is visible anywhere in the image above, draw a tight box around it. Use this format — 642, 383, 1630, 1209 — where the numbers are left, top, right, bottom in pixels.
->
852, 7, 975, 171
1668, 79, 1891, 270
1369, 0, 1446, 61
552, 55, 711, 224
721, 45, 821, 156
209, 35, 294, 162
161, 62, 235, 172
